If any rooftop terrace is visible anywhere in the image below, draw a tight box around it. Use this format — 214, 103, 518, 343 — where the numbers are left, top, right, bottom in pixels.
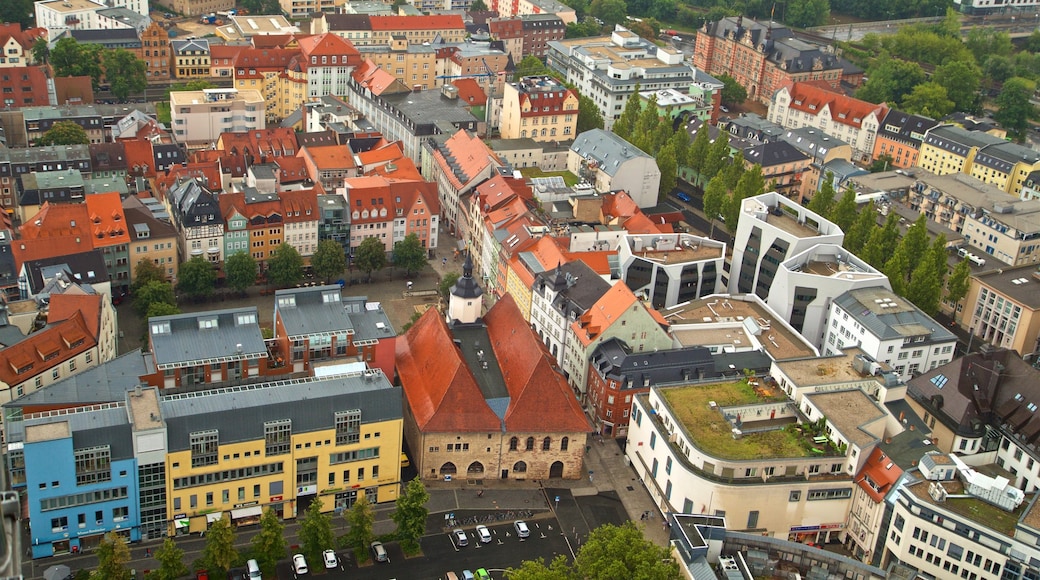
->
663, 296, 816, 361
775, 349, 887, 389
906, 474, 1032, 537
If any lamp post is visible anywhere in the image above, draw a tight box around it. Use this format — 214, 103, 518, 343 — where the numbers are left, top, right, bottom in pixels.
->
966, 325, 976, 354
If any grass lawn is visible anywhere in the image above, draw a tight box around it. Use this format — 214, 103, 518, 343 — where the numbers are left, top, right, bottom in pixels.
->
945, 497, 1026, 536
155, 101, 171, 125
661, 382, 809, 461
518, 167, 579, 187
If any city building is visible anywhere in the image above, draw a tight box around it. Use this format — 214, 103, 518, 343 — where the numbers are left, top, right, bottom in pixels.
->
231, 47, 301, 122
298, 143, 359, 192
871, 110, 938, 170
487, 0, 577, 24
488, 14, 565, 61
615, 233, 726, 309
395, 261, 590, 481
279, 187, 320, 262
500, 76, 578, 142
0, 66, 51, 109
297, 33, 363, 100
219, 15, 299, 42
16, 169, 86, 222
566, 129, 660, 209
423, 129, 501, 241
317, 193, 350, 255
0, 23, 46, 68
917, 124, 1006, 177
139, 22, 171, 81
767, 82, 887, 162
14, 250, 109, 299
315, 14, 466, 46
778, 127, 853, 202
354, 35, 438, 91
123, 196, 180, 284
823, 287, 957, 380
530, 260, 612, 366
694, 16, 855, 105
218, 191, 283, 265
170, 88, 265, 148
546, 27, 701, 130
962, 265, 1040, 357
160, 177, 225, 265
743, 140, 811, 199
35, 0, 108, 39
172, 38, 211, 80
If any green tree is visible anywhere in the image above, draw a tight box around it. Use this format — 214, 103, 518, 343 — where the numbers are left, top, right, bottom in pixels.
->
716, 73, 747, 105
828, 186, 859, 233
312, 239, 347, 283
50, 38, 103, 86
701, 131, 732, 183
869, 154, 894, 173
657, 143, 678, 202
200, 515, 238, 576
933, 60, 982, 114
884, 246, 912, 296
844, 205, 878, 254
1028, 29, 1040, 53
103, 49, 147, 101
946, 259, 972, 306
724, 164, 765, 233
438, 272, 461, 299
907, 255, 943, 316
299, 496, 335, 571
566, 19, 603, 39
983, 55, 1015, 86
32, 37, 50, 66
576, 92, 605, 133
994, 77, 1037, 142
239, 0, 281, 14
354, 237, 387, 277
966, 27, 1013, 65
152, 537, 188, 580
900, 215, 931, 274
685, 122, 711, 177
177, 256, 216, 300
806, 172, 837, 218
702, 173, 728, 237
251, 508, 288, 578
514, 55, 551, 80
391, 477, 430, 552
860, 214, 900, 269
92, 532, 131, 580
574, 521, 679, 580
146, 301, 181, 319
613, 86, 642, 141
266, 243, 305, 287
343, 494, 375, 561
132, 258, 167, 293
785, 0, 830, 27
135, 280, 177, 316
0, 0, 34, 28
900, 82, 954, 119
506, 555, 577, 580
470, 0, 489, 10
856, 58, 926, 105
393, 233, 428, 277
588, 0, 627, 28
36, 121, 89, 146
631, 94, 661, 151
224, 251, 258, 294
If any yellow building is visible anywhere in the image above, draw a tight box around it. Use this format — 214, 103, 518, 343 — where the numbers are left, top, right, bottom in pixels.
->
124, 197, 180, 283
163, 372, 403, 534
358, 36, 439, 91
172, 38, 211, 80
919, 125, 1040, 198
316, 13, 466, 46
232, 47, 303, 122
500, 76, 578, 142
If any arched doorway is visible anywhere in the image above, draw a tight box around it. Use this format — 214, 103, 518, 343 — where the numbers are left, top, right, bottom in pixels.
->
513, 461, 527, 473
549, 461, 564, 478
439, 462, 457, 475
467, 461, 485, 476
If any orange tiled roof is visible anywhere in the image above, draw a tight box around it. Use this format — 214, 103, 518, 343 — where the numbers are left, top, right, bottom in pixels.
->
233, 48, 301, 78
351, 59, 404, 96
83, 192, 131, 248
785, 81, 888, 129
209, 44, 243, 65
19, 203, 92, 241
368, 15, 465, 31
301, 144, 356, 170
0, 66, 51, 109
249, 34, 296, 49
563, 251, 612, 276
858, 447, 904, 502
297, 33, 361, 65
47, 293, 102, 339
370, 156, 422, 181
122, 139, 156, 177
432, 130, 499, 191
452, 78, 487, 105
0, 311, 96, 387
357, 141, 405, 166
272, 156, 309, 183
12, 238, 95, 272
571, 282, 639, 347
280, 187, 320, 223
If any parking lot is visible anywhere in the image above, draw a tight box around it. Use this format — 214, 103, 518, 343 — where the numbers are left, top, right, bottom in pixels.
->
271, 518, 571, 580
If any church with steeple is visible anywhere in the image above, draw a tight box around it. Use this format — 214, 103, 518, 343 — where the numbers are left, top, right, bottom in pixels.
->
395, 253, 590, 482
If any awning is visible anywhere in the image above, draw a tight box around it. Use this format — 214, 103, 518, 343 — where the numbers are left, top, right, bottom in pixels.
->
231, 506, 263, 520
206, 512, 223, 523
174, 519, 189, 529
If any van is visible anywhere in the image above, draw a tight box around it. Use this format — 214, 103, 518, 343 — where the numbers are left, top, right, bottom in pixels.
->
245, 559, 261, 580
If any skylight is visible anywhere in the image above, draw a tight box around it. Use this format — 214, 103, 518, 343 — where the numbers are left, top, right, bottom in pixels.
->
930, 374, 948, 389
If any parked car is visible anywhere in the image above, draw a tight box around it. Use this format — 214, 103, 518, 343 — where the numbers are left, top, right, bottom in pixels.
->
462, 571, 475, 580
514, 520, 530, 538
675, 191, 692, 203
371, 541, 388, 562
453, 527, 469, 546
476, 569, 492, 580
291, 554, 308, 575
476, 524, 492, 543
322, 550, 337, 569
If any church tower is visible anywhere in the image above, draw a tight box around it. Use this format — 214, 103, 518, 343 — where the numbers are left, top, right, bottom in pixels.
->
447, 254, 483, 324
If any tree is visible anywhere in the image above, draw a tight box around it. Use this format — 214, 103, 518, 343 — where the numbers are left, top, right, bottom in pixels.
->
135, 280, 177, 316
900, 215, 931, 275
807, 172, 837, 218
994, 77, 1037, 142
36, 121, 89, 146
900, 82, 954, 119
103, 49, 147, 101
92, 532, 131, 580
723, 164, 765, 233
343, 495, 376, 561
177, 256, 216, 300
251, 508, 288, 578
574, 522, 679, 580
146, 301, 181, 319
470, 0, 489, 10
933, 60, 982, 114
576, 91, 605, 133
856, 58, 926, 105
514, 55, 551, 80
0, 0, 34, 28
702, 173, 728, 237
860, 214, 901, 269
298, 496, 335, 572
312, 240, 347, 283
152, 537, 188, 580
439, 272, 461, 299
631, 94, 661, 151
685, 122, 711, 178
32, 37, 50, 66
566, 19, 603, 39
1028, 29, 1040, 54
907, 256, 943, 316
966, 26, 1013, 65
239, 0, 281, 14
224, 252, 258, 294
828, 186, 859, 233
844, 205, 878, 254
50, 38, 103, 86
354, 237, 387, 277
657, 143, 678, 202
785, 0, 829, 28
391, 477, 430, 552
200, 515, 238, 576
883, 246, 912, 296
132, 258, 167, 293
717, 73, 747, 105
869, 154, 894, 173
701, 131, 732, 183
394, 233, 428, 277
266, 243, 304, 287
506, 555, 577, 580
588, 0, 627, 28
946, 259, 972, 306
613, 87, 642, 142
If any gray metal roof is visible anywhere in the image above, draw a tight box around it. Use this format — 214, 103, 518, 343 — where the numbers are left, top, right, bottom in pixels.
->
149, 307, 267, 368
24, 250, 107, 295
450, 323, 509, 404
171, 38, 211, 54
6, 350, 148, 408
924, 125, 1005, 156
833, 288, 956, 343
743, 140, 809, 168
535, 260, 611, 319
569, 130, 650, 177
162, 372, 401, 450
274, 286, 395, 341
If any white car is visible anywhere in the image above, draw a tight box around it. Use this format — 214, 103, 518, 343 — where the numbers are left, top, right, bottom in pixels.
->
292, 554, 308, 575
322, 550, 337, 569
514, 520, 530, 538
476, 524, 492, 543
453, 527, 469, 546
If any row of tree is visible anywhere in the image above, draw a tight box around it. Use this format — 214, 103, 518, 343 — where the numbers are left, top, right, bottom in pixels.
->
35, 37, 148, 101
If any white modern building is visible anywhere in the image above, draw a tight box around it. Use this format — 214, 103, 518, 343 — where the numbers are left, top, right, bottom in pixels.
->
729, 191, 844, 297
616, 233, 725, 309
823, 287, 957, 381
35, 0, 109, 38
169, 88, 265, 147
567, 129, 660, 209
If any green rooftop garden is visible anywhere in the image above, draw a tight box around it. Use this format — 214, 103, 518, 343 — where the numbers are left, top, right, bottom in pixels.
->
518, 167, 579, 187
661, 381, 814, 461
944, 496, 1028, 537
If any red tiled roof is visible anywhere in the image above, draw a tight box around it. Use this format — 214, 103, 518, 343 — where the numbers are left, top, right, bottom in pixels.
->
233, 48, 301, 77
370, 156, 422, 181
518, 87, 577, 118
857, 447, 903, 503
217, 128, 299, 176
563, 251, 612, 276
785, 81, 888, 129
351, 59, 406, 96
249, 34, 296, 49
572, 282, 639, 347
155, 162, 223, 194
301, 144, 356, 170
53, 75, 94, 105
272, 156, 309, 184
431, 130, 499, 190
47, 293, 102, 339
83, 192, 131, 248
297, 33, 361, 67
452, 78, 487, 105
0, 66, 51, 109
209, 44, 243, 65
122, 139, 156, 177
279, 187, 320, 223
0, 311, 96, 387
368, 15, 465, 31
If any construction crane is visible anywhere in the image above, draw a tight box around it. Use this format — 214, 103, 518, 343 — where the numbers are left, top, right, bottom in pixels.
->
435, 58, 500, 86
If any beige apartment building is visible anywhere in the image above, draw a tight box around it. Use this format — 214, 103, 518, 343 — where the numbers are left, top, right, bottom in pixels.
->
357, 36, 438, 91
169, 88, 265, 148
164, 0, 233, 16
500, 76, 578, 141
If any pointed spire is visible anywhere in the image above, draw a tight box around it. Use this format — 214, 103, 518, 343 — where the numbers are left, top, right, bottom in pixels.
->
463, 253, 474, 279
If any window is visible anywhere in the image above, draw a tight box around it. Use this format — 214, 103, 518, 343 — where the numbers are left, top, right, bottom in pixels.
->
265, 420, 291, 456
649, 432, 656, 449
542, 437, 551, 451
74, 446, 111, 485
509, 437, 518, 451
665, 457, 672, 475
525, 437, 535, 451
190, 430, 219, 468
561, 437, 569, 451
335, 409, 361, 445
747, 510, 759, 529
789, 490, 801, 502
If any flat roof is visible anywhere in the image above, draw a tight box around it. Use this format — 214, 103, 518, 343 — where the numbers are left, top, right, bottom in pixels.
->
663, 296, 816, 361
38, 0, 103, 12
805, 389, 886, 448
775, 349, 887, 388
975, 266, 1040, 309
904, 472, 1031, 537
